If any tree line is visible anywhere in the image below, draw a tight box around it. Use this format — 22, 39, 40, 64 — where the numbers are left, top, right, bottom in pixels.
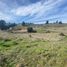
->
0, 20, 17, 30
0, 19, 63, 30
45, 20, 62, 24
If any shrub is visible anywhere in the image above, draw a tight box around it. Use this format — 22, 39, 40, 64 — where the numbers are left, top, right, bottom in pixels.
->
59, 33, 65, 36
27, 27, 36, 33
33, 30, 37, 33
2, 44, 10, 47
27, 27, 33, 32
0, 38, 11, 42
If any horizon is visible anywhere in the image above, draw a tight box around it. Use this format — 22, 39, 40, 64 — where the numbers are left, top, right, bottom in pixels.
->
0, 0, 67, 23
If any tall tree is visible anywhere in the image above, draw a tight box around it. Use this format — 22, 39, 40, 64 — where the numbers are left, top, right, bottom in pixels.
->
0, 20, 7, 30
22, 21, 25, 26
56, 20, 58, 24
45, 20, 49, 24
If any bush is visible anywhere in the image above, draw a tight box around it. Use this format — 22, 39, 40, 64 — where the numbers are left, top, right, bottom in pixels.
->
27, 27, 36, 33
59, 33, 65, 36
27, 27, 33, 32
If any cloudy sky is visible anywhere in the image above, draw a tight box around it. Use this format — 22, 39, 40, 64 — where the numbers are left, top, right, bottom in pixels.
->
0, 0, 67, 23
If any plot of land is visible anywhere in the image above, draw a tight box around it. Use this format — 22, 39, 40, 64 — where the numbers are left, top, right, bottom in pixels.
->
0, 25, 67, 67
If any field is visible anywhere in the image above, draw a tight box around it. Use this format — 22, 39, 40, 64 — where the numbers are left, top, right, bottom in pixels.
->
0, 24, 67, 67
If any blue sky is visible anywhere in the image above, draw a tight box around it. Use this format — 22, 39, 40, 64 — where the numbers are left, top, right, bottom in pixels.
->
0, 0, 67, 23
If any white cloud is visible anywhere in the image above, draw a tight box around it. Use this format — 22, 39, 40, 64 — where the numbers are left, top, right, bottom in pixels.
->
0, 0, 67, 23
0, 12, 13, 21
11, 0, 63, 19
30, 0, 63, 20
11, 2, 43, 16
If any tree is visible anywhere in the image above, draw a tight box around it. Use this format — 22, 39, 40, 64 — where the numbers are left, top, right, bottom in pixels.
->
7, 23, 17, 28
22, 21, 25, 26
45, 20, 49, 24
59, 21, 62, 24
56, 20, 58, 24
0, 20, 7, 30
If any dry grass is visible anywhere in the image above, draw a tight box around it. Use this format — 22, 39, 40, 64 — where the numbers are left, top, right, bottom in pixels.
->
0, 25, 67, 67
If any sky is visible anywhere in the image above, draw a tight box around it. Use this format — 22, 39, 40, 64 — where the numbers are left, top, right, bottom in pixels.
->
0, 0, 67, 23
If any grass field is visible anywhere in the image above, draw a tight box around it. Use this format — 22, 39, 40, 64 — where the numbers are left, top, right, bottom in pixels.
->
0, 24, 67, 67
